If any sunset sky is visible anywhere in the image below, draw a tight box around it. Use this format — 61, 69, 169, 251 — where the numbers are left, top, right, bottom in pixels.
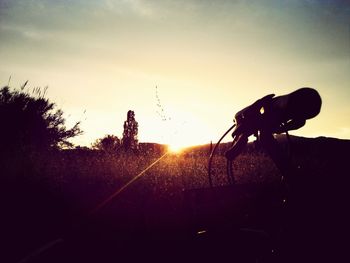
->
0, 0, 349, 148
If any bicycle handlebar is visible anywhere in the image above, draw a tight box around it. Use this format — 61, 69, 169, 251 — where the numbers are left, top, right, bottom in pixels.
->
225, 88, 321, 161
208, 87, 321, 187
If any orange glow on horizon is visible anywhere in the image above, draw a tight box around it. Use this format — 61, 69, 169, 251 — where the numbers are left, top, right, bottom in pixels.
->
167, 143, 184, 154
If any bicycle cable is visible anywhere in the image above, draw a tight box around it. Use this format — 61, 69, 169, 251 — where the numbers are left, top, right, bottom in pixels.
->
208, 123, 236, 187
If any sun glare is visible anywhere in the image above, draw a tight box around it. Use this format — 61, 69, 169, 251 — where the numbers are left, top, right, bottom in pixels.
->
168, 143, 184, 154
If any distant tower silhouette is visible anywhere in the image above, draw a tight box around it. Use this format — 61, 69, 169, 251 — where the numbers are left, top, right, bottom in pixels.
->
122, 110, 139, 152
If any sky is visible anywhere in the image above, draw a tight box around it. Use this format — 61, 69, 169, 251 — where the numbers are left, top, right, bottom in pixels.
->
0, 0, 349, 148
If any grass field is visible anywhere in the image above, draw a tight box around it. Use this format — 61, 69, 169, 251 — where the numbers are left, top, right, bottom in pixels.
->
1, 136, 349, 262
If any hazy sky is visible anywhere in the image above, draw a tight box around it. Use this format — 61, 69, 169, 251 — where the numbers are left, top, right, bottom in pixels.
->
0, 0, 349, 147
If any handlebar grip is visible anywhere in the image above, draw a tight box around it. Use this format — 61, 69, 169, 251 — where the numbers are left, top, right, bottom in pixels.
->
270, 87, 322, 124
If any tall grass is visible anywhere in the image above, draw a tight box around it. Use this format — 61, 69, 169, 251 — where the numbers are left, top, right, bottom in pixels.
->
19, 148, 281, 214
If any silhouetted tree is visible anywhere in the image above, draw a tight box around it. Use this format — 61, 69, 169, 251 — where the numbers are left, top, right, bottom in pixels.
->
0, 86, 82, 156
92, 134, 120, 153
122, 110, 139, 152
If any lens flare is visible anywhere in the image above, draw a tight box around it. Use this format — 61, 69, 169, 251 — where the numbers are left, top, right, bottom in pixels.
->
168, 143, 183, 153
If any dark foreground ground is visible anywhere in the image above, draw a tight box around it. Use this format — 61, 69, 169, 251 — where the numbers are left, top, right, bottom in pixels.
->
1, 136, 349, 262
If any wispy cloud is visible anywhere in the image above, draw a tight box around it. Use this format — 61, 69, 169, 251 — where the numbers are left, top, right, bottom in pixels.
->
0, 23, 52, 41
103, 0, 155, 17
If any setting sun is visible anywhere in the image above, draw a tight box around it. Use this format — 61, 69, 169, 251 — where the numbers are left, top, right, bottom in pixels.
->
167, 143, 184, 154
166, 131, 189, 154
140, 106, 215, 151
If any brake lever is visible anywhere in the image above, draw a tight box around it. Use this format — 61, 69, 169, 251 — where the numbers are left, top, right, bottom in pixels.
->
225, 94, 275, 161
225, 132, 248, 161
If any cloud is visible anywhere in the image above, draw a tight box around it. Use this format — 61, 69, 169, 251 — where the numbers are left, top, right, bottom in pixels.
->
103, 0, 155, 17
0, 23, 52, 41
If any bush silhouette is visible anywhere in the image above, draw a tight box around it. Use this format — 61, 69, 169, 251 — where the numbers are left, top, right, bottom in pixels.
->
0, 85, 82, 157
92, 134, 120, 153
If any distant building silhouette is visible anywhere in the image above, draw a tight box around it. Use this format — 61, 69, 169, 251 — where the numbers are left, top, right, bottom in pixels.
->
122, 110, 139, 152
